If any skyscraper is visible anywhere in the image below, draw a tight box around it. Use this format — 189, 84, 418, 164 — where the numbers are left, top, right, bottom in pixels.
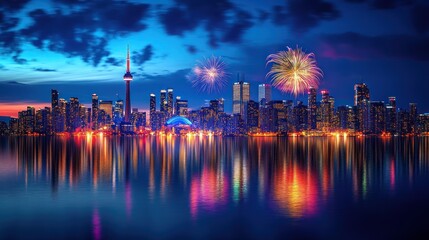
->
123, 46, 133, 122
386, 97, 397, 134
68, 97, 80, 132
258, 84, 272, 104
167, 88, 173, 118
99, 101, 113, 119
51, 89, 59, 109
175, 96, 188, 117
354, 83, 370, 106
410, 103, 418, 134
150, 93, 156, 114
160, 89, 167, 113
51, 89, 60, 133
245, 100, 259, 132
92, 94, 99, 130
354, 83, 370, 132
233, 78, 250, 115
113, 99, 124, 125
321, 90, 331, 131
369, 101, 385, 134
307, 87, 317, 130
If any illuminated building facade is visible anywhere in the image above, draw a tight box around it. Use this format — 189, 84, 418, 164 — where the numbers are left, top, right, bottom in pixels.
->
307, 87, 317, 130
354, 83, 370, 132
258, 84, 272, 104
233, 77, 250, 115
245, 100, 259, 132
368, 101, 385, 134
91, 94, 99, 130
175, 97, 188, 117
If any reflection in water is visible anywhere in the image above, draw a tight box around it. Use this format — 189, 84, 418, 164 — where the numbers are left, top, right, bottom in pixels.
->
190, 169, 229, 218
92, 208, 101, 240
273, 164, 318, 218
2, 136, 429, 220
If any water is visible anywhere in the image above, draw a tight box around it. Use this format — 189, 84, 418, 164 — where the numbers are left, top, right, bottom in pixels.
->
1, 136, 429, 239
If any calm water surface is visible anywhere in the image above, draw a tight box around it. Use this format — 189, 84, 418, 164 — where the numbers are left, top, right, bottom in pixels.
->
1, 136, 429, 239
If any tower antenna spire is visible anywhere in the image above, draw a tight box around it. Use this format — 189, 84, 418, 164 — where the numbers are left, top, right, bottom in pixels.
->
126, 44, 130, 72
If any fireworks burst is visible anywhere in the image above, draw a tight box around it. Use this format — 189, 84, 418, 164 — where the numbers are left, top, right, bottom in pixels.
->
188, 56, 228, 93
266, 46, 323, 97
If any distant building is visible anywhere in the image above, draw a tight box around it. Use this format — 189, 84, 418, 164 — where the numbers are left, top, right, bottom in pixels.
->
418, 113, 429, 133
307, 87, 317, 130
245, 100, 259, 132
385, 97, 397, 134
337, 106, 354, 130
113, 100, 124, 125
410, 103, 418, 134
18, 106, 35, 134
160, 89, 167, 114
175, 96, 188, 117
0, 121, 8, 135
232, 75, 250, 116
293, 101, 308, 132
167, 88, 174, 118
258, 84, 272, 104
91, 94, 99, 130
354, 83, 370, 132
368, 101, 385, 134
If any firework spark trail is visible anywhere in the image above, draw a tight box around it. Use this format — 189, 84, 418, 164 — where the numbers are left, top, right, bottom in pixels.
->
188, 56, 228, 93
266, 47, 323, 97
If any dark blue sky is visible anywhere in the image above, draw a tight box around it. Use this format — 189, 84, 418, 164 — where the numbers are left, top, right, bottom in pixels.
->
1, 0, 428, 116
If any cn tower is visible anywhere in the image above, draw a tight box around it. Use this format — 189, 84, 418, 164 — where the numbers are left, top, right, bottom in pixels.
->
123, 46, 133, 122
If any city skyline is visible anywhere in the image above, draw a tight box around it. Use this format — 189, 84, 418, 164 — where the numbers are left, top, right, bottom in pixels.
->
1, 0, 429, 116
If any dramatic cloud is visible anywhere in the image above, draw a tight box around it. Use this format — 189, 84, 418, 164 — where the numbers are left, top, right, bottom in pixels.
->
17, 1, 150, 66
33, 68, 56, 72
159, 0, 253, 47
344, 0, 415, 9
411, 4, 429, 34
272, 0, 340, 33
132, 45, 153, 66
319, 32, 429, 61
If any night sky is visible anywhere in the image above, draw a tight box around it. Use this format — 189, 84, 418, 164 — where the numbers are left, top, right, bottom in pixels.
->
1, 0, 428, 117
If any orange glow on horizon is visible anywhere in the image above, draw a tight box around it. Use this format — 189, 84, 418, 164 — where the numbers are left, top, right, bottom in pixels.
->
0, 102, 50, 118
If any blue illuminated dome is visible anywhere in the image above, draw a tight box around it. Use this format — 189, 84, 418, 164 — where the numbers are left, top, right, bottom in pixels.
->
166, 116, 192, 126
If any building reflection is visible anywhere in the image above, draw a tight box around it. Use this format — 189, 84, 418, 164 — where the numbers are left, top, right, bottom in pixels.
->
5, 136, 429, 219
190, 168, 229, 218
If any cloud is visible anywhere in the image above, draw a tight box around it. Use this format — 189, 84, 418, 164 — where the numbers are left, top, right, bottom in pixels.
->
33, 68, 56, 72
411, 4, 429, 34
185, 44, 198, 54
132, 45, 153, 66
18, 1, 150, 66
104, 57, 123, 67
159, 0, 253, 47
272, 0, 340, 33
0, 0, 30, 12
343, 0, 415, 9
319, 32, 429, 61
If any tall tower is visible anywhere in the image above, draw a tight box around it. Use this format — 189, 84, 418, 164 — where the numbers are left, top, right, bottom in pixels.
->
258, 84, 272, 104
354, 83, 370, 131
307, 87, 317, 130
232, 75, 250, 116
51, 89, 59, 109
123, 46, 133, 122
